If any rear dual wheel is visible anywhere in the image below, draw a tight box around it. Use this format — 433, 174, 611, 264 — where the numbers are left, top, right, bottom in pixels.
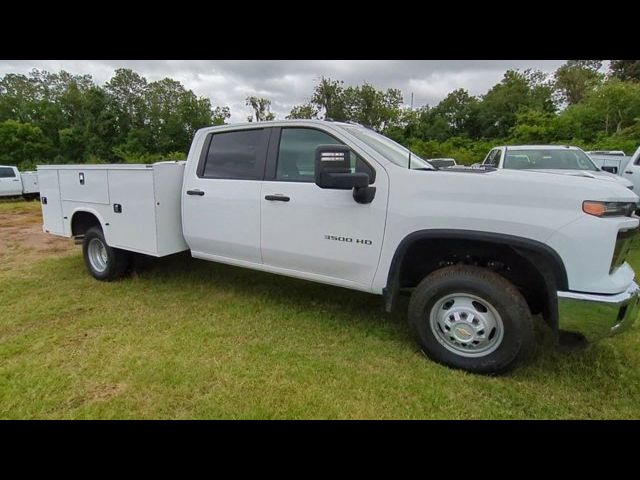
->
408, 265, 534, 375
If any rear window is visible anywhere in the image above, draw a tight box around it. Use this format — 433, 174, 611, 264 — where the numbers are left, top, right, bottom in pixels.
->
0, 167, 16, 178
200, 129, 268, 180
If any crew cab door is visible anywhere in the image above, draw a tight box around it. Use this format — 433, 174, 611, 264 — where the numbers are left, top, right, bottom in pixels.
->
0, 166, 23, 196
621, 146, 640, 192
182, 127, 270, 264
260, 127, 388, 289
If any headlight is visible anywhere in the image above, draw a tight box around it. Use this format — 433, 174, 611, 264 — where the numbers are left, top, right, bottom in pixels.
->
582, 201, 636, 217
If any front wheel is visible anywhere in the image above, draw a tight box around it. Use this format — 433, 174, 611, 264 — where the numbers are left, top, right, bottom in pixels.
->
82, 226, 130, 281
408, 265, 534, 375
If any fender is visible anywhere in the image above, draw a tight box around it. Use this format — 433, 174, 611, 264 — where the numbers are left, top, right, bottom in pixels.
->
383, 229, 569, 314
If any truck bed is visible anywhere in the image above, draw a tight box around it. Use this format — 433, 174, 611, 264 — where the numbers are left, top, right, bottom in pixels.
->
37, 162, 189, 257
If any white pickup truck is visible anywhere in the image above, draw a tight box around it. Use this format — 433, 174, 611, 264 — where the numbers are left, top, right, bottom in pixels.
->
0, 166, 39, 200
38, 120, 640, 374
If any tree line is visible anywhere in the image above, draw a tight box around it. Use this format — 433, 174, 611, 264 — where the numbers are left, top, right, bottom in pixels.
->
1, 61, 639, 170
286, 60, 640, 164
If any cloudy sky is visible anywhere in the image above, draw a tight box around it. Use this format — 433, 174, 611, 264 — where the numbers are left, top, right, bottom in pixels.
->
0, 60, 566, 122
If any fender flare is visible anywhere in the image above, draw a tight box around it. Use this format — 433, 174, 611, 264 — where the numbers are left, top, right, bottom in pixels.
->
383, 229, 568, 318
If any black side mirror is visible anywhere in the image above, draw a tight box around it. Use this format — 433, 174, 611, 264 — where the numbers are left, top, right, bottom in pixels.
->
314, 145, 364, 188
314, 144, 376, 204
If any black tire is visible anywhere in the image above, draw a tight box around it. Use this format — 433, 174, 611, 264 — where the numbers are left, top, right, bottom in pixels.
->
82, 226, 130, 281
408, 265, 534, 375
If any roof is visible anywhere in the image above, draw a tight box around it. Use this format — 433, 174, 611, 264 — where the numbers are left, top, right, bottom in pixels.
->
499, 145, 581, 151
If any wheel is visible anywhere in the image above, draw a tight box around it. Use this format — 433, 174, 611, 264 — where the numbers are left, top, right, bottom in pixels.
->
408, 265, 534, 375
82, 226, 130, 281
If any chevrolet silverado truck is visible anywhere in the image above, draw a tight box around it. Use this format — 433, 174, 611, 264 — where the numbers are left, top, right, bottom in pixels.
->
38, 120, 640, 374
0, 165, 39, 199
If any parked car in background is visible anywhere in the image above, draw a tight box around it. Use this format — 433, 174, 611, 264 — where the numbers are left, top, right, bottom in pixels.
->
587, 153, 632, 175
481, 145, 635, 191
38, 120, 640, 374
617, 146, 640, 193
0, 166, 39, 200
427, 158, 457, 168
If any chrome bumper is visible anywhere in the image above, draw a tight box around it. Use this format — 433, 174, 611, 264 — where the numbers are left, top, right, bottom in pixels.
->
557, 281, 640, 342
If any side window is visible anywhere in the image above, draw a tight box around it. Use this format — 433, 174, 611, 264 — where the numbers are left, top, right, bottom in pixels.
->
201, 129, 267, 180
484, 149, 501, 167
0, 167, 16, 178
494, 149, 502, 166
276, 128, 375, 183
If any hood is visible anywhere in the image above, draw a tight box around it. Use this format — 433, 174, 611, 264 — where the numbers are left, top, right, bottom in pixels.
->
526, 168, 634, 189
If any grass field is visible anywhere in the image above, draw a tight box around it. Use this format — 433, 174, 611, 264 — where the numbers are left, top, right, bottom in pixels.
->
1, 199, 640, 419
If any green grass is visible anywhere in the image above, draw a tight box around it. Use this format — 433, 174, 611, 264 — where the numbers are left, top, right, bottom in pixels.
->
1, 200, 640, 418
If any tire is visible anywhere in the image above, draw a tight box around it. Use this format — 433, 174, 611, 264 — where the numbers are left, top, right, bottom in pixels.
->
82, 226, 130, 281
408, 265, 534, 375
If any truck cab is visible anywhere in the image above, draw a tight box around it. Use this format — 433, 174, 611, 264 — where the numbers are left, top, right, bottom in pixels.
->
0, 165, 23, 197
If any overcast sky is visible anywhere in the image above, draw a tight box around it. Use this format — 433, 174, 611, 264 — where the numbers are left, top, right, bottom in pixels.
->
0, 60, 567, 122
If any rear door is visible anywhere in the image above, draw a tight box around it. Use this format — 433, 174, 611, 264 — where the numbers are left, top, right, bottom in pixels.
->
260, 126, 388, 289
182, 127, 270, 264
0, 167, 23, 196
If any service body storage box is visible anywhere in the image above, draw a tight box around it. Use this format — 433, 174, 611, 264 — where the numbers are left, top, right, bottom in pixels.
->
37, 162, 189, 257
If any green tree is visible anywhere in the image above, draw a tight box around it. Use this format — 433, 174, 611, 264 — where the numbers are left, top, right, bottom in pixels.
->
311, 77, 347, 120
0, 120, 51, 169
245, 96, 275, 122
286, 103, 318, 119
554, 60, 604, 106
342, 83, 403, 131
476, 69, 555, 138
609, 60, 640, 82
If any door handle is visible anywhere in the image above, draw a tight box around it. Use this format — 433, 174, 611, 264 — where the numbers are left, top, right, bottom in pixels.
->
625, 171, 633, 174
265, 195, 290, 202
186, 189, 205, 196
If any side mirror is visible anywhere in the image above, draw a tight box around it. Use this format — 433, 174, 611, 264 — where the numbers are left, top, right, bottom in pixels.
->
314, 144, 376, 204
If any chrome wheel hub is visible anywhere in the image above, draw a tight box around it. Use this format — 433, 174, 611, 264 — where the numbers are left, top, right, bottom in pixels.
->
429, 293, 504, 358
87, 238, 108, 273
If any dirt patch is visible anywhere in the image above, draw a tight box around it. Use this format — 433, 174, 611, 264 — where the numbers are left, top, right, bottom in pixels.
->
86, 383, 127, 402
0, 202, 76, 268
63, 383, 128, 409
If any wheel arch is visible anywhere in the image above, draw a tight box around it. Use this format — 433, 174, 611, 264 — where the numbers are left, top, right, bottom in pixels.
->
384, 229, 569, 332
70, 208, 106, 238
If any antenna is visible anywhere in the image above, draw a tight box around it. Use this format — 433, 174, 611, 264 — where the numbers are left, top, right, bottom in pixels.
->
408, 92, 414, 170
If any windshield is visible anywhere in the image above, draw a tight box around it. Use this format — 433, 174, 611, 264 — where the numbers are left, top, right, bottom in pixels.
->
503, 149, 599, 171
342, 126, 434, 169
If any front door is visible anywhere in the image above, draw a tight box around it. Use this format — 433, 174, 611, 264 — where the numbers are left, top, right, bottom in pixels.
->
260, 127, 388, 289
182, 127, 270, 265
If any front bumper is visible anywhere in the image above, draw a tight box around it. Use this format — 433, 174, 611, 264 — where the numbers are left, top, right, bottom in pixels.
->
557, 281, 640, 342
